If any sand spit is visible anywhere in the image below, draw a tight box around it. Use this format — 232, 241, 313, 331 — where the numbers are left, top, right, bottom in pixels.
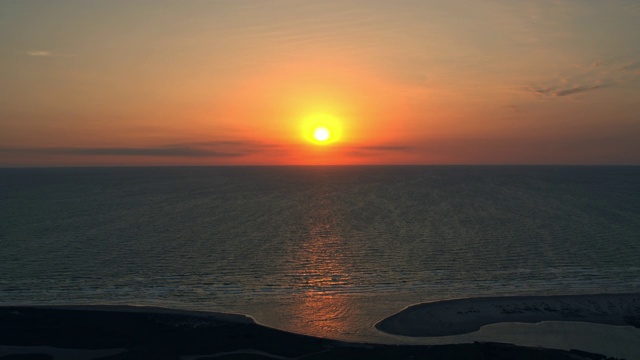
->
376, 293, 640, 337
0, 306, 621, 360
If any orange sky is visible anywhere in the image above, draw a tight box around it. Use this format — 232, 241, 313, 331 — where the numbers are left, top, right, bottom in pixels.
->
1, 1, 639, 166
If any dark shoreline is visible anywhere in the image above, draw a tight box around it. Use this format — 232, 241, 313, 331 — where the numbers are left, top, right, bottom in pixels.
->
0, 306, 623, 360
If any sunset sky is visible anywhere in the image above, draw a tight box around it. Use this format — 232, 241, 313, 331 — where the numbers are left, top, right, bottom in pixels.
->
1, 0, 639, 166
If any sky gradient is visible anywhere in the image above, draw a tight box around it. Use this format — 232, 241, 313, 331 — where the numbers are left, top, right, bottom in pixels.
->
1, 0, 639, 166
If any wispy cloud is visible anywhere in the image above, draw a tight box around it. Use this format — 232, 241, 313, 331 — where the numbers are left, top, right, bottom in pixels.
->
27, 50, 52, 57
54, 147, 241, 158
525, 57, 640, 99
352, 145, 414, 152
339, 144, 416, 157
529, 83, 606, 97
619, 61, 640, 74
0, 141, 416, 160
26, 50, 75, 57
0, 141, 278, 158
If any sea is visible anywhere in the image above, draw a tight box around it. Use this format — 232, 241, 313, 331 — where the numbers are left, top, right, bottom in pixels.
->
1, 166, 639, 344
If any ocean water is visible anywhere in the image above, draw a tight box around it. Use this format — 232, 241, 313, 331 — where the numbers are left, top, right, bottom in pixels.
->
1, 166, 639, 342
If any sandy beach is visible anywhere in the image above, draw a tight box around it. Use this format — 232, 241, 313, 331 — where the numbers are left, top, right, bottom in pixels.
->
0, 305, 622, 360
376, 293, 640, 337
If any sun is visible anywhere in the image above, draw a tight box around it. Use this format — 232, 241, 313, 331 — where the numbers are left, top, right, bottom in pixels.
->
313, 126, 331, 142
302, 114, 342, 145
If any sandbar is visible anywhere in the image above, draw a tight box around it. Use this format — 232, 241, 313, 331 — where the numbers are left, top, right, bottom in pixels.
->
376, 293, 640, 337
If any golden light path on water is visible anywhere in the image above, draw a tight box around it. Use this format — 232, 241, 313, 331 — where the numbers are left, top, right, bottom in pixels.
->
285, 188, 358, 338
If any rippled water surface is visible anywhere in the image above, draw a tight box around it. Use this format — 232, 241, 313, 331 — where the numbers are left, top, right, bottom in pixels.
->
1, 166, 639, 342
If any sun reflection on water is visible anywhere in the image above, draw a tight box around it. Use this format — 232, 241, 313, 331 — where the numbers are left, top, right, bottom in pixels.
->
284, 192, 359, 339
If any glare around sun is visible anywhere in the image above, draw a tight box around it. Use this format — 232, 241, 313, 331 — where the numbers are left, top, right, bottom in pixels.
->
301, 113, 342, 145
